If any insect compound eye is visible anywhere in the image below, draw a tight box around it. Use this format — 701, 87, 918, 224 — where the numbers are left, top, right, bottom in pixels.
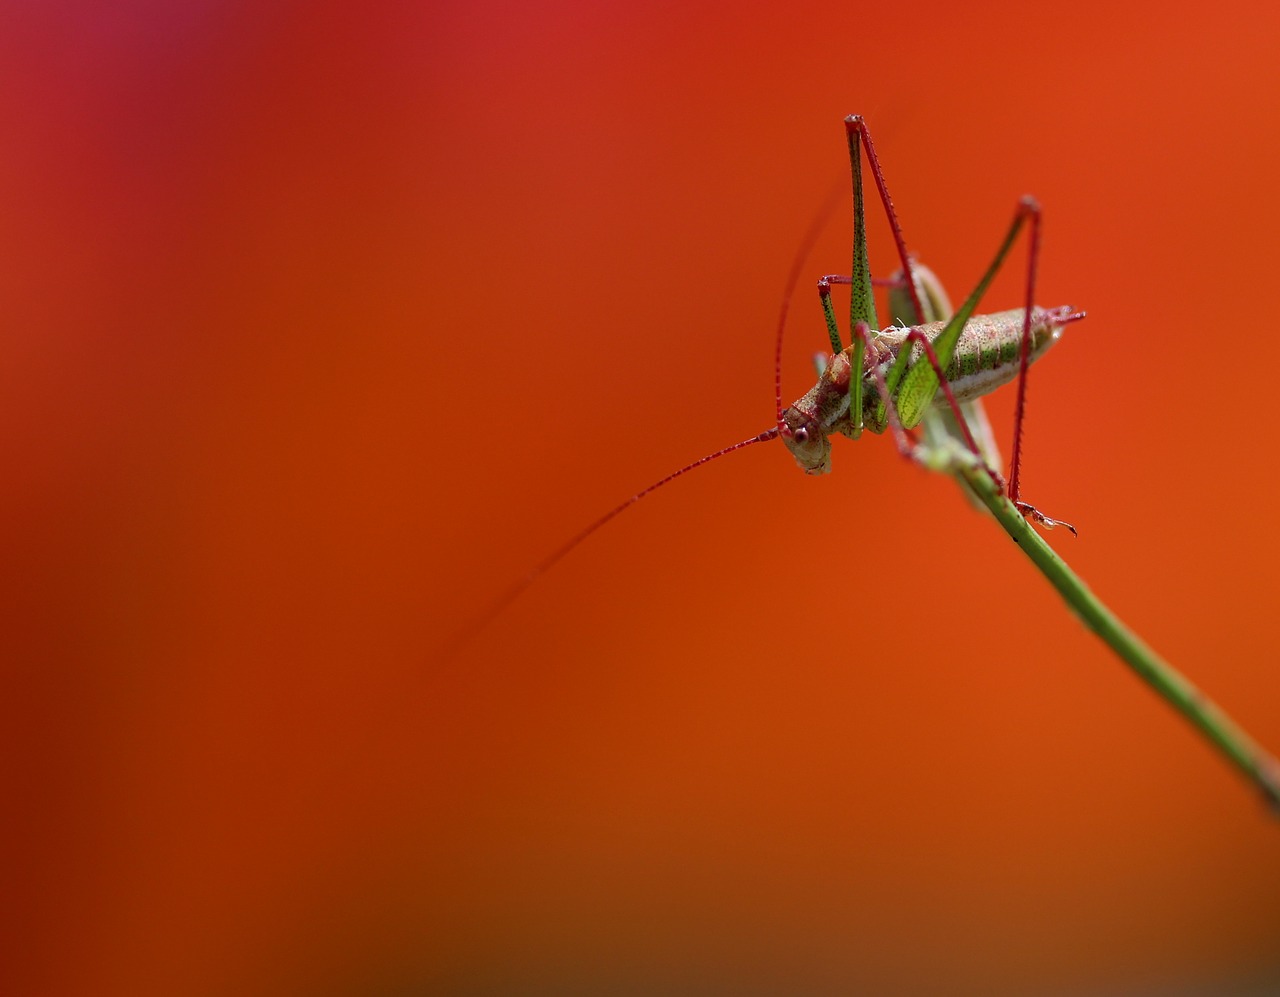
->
793, 426, 809, 444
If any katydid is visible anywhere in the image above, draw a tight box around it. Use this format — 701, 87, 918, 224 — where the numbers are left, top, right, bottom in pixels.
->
455, 116, 1280, 811
448, 115, 1280, 808
483, 114, 1081, 621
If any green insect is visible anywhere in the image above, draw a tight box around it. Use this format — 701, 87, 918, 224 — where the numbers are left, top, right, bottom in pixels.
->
458, 117, 1280, 811
482, 114, 1083, 626
777, 116, 1082, 536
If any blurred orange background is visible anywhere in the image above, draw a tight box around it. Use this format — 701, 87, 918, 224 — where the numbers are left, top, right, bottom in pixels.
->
4, 1, 1279, 994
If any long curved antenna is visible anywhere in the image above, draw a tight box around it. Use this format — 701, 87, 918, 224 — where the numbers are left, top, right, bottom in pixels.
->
446, 430, 778, 655
776, 179, 847, 424
450, 181, 845, 656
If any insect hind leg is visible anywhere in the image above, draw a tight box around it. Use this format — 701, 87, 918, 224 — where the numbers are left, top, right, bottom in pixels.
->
900, 325, 1078, 535
1006, 197, 1077, 536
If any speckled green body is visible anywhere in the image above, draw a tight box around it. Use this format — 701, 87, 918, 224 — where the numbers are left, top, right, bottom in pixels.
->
779, 305, 1075, 473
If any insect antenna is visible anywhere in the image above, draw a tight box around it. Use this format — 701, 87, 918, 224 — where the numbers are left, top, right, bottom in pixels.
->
442, 431, 777, 656
775, 179, 847, 424
447, 181, 846, 654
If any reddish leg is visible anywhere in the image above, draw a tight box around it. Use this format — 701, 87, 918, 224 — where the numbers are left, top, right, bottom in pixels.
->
845, 116, 927, 323
819, 274, 904, 289
1006, 197, 1076, 536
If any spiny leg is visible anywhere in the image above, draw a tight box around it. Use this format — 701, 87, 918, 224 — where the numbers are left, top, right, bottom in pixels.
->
844, 116, 926, 324
817, 274, 852, 354
839, 115, 929, 441
1005, 197, 1076, 536
817, 275, 869, 438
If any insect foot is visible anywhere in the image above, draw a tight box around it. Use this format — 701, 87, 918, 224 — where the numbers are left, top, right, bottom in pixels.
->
1015, 501, 1078, 538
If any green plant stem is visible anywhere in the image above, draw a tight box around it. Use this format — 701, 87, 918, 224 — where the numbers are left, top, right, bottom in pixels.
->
954, 459, 1280, 813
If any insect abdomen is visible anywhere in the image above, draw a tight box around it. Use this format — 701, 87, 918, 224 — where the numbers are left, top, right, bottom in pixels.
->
941, 307, 1063, 403
846, 305, 1075, 434
870, 307, 1066, 407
